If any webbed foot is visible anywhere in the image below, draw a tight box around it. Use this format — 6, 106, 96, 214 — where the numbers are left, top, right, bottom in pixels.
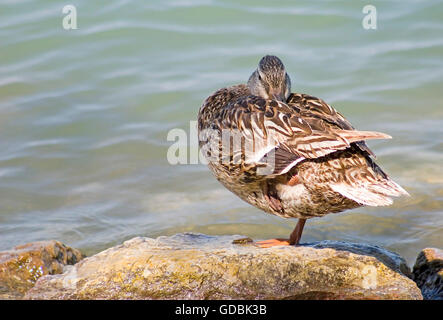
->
255, 238, 290, 248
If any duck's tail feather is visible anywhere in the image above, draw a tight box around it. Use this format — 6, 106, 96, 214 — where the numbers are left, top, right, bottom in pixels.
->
336, 130, 392, 144
330, 177, 409, 207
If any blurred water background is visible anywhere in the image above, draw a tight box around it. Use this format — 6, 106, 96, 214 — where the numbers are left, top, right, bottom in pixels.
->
0, 0, 442, 265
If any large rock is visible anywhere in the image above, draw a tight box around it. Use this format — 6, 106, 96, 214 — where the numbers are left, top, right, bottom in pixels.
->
0, 240, 84, 299
413, 248, 443, 300
25, 233, 422, 300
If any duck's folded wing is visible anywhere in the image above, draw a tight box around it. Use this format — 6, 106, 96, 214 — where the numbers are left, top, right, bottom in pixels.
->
287, 93, 377, 157
214, 96, 390, 175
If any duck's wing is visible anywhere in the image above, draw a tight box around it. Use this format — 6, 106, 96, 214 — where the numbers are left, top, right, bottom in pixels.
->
286, 93, 409, 203
287, 93, 376, 157
211, 95, 390, 175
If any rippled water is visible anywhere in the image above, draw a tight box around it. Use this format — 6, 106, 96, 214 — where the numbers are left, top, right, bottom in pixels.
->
0, 0, 442, 265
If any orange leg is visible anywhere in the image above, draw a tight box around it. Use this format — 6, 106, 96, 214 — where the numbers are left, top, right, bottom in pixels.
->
256, 218, 306, 248
289, 218, 306, 245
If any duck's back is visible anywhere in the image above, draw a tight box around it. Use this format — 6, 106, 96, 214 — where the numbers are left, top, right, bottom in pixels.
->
198, 84, 250, 134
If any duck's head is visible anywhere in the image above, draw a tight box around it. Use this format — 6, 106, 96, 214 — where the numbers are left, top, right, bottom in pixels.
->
247, 55, 291, 102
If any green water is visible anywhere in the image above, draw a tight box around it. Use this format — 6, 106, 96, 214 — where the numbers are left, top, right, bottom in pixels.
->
0, 0, 442, 266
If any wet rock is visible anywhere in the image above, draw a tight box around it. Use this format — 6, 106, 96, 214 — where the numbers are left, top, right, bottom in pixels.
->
0, 240, 84, 299
25, 233, 422, 300
413, 248, 443, 300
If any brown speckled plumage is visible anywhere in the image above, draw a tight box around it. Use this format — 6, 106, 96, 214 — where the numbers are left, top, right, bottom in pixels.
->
198, 56, 408, 244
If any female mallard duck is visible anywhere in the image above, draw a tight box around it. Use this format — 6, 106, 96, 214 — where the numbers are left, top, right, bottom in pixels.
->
197, 55, 409, 247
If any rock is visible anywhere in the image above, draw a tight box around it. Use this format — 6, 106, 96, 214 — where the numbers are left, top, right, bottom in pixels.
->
25, 233, 422, 300
413, 248, 443, 300
0, 240, 84, 299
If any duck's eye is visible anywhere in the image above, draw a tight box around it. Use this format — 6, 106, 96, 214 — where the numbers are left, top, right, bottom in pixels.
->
258, 74, 262, 81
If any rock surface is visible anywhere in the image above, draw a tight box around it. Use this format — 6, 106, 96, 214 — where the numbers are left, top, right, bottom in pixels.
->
25, 233, 422, 300
0, 240, 84, 299
413, 248, 443, 300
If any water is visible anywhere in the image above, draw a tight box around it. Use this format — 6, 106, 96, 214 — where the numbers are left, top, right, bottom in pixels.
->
0, 0, 442, 266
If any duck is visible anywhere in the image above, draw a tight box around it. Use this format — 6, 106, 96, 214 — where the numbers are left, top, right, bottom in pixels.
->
197, 55, 409, 247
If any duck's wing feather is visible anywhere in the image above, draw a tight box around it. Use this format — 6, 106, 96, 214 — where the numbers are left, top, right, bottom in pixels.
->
213, 95, 390, 175
287, 93, 377, 157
